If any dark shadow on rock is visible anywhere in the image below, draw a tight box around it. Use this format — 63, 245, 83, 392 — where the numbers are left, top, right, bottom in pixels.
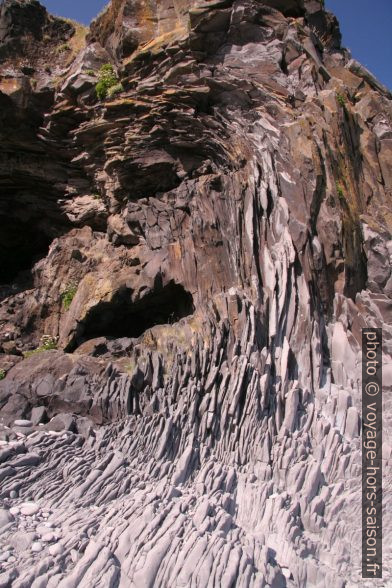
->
66, 281, 195, 352
0, 216, 53, 285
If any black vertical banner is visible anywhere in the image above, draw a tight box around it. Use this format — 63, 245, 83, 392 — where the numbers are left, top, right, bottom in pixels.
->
362, 328, 382, 578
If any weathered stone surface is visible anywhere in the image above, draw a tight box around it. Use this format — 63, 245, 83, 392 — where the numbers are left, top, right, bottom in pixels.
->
30, 406, 47, 425
0, 508, 13, 529
0, 0, 391, 587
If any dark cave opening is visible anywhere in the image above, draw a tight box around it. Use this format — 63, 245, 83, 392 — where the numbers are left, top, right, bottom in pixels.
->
0, 217, 52, 286
68, 281, 195, 351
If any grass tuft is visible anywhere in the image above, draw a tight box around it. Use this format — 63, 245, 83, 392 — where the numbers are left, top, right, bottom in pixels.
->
24, 336, 58, 358
61, 283, 78, 310
336, 182, 345, 201
107, 82, 124, 99
336, 92, 346, 107
57, 43, 70, 54
95, 64, 123, 100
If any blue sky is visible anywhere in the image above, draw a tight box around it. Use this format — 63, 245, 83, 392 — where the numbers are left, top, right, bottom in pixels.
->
41, 0, 107, 24
326, 0, 391, 90
41, 0, 391, 89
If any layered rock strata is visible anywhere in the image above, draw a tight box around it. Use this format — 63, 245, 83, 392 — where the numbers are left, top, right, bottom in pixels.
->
0, 0, 391, 586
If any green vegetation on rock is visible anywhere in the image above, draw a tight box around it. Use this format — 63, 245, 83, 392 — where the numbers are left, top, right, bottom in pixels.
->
57, 43, 70, 53
336, 92, 346, 107
61, 283, 78, 310
0, 369, 5, 380
95, 64, 124, 101
24, 336, 58, 358
107, 82, 124, 99
336, 182, 345, 201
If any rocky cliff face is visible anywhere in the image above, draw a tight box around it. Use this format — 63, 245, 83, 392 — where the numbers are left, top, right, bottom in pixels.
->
0, 0, 391, 586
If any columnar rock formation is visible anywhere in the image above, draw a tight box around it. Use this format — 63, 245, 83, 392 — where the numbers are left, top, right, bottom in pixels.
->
0, 0, 391, 586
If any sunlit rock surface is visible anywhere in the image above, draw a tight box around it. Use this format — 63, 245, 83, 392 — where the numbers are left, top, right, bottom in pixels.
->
0, 0, 391, 586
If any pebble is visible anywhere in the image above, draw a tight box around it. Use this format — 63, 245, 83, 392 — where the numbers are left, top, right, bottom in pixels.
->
9, 491, 18, 499
49, 543, 64, 556
31, 542, 43, 553
0, 552, 10, 563
36, 525, 51, 535
70, 549, 79, 563
41, 533, 55, 542
20, 502, 40, 516
14, 420, 33, 427
9, 507, 19, 516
